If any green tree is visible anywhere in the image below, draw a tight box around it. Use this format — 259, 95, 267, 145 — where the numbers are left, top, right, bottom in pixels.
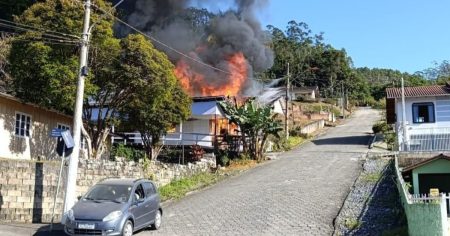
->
9, 0, 115, 113
119, 35, 191, 160
0, 0, 35, 21
0, 35, 12, 92
6, 1, 191, 160
220, 100, 282, 161
7, 0, 122, 158
265, 21, 354, 99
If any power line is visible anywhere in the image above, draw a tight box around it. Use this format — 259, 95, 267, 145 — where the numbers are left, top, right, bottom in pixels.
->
0, 18, 80, 39
0, 30, 79, 45
88, 3, 232, 75
0, 22, 77, 42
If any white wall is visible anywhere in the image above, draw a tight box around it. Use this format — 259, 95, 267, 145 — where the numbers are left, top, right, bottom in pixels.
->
395, 96, 450, 150
396, 96, 450, 129
164, 119, 214, 147
0, 96, 72, 160
272, 99, 284, 114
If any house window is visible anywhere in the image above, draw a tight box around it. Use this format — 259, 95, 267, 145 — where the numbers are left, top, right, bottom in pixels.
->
57, 123, 70, 131
412, 103, 435, 123
15, 112, 31, 137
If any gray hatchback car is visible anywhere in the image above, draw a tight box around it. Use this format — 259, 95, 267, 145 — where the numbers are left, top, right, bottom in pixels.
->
64, 178, 162, 236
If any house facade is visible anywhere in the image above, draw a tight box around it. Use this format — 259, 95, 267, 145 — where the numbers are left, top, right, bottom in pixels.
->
386, 84, 450, 152
114, 96, 239, 149
291, 86, 320, 101
0, 92, 73, 160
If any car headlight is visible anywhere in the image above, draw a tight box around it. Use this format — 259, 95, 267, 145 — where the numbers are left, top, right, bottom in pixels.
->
103, 211, 122, 222
67, 209, 75, 221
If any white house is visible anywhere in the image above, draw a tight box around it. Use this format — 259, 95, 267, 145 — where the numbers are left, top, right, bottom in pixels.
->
386, 83, 450, 152
115, 96, 238, 149
164, 96, 234, 148
256, 87, 286, 115
0, 92, 73, 160
290, 86, 320, 101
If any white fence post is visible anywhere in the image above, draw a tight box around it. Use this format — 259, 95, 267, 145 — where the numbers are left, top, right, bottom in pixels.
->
441, 194, 449, 236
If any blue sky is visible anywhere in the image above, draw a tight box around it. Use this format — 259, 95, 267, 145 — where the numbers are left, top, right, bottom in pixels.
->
258, 0, 450, 73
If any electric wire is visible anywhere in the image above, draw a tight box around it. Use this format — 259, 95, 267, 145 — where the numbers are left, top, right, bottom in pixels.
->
0, 22, 78, 42
0, 18, 80, 39
0, 30, 79, 45
88, 2, 232, 75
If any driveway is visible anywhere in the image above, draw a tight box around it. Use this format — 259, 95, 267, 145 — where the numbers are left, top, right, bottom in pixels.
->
144, 108, 380, 236
0, 108, 380, 236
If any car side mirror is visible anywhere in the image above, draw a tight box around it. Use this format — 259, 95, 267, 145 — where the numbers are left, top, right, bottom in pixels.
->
77, 195, 82, 201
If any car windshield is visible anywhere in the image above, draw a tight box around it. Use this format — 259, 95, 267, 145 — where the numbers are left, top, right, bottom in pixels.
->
83, 184, 132, 203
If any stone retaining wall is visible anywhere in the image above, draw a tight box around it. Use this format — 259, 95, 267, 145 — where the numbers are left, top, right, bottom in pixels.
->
0, 156, 215, 223
300, 120, 325, 135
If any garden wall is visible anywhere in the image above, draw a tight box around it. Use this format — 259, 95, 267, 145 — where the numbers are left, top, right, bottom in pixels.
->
0, 156, 215, 223
395, 156, 448, 236
299, 120, 325, 135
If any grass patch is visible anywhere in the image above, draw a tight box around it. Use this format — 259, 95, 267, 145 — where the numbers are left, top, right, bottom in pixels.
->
287, 136, 304, 149
361, 173, 382, 183
158, 159, 259, 202
228, 158, 258, 170
344, 218, 361, 230
158, 172, 222, 201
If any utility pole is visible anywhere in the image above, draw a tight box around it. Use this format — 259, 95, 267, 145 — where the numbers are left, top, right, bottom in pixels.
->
401, 77, 408, 151
285, 63, 290, 140
63, 0, 91, 222
341, 82, 345, 119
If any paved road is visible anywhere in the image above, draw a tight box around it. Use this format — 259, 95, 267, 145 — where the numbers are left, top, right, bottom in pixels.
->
143, 108, 380, 236
0, 108, 380, 236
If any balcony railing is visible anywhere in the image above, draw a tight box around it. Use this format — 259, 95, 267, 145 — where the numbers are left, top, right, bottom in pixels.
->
400, 127, 450, 152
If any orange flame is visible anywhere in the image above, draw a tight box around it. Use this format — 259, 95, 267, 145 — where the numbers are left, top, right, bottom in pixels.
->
174, 52, 248, 97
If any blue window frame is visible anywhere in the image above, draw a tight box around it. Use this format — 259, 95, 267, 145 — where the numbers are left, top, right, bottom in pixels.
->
412, 102, 435, 123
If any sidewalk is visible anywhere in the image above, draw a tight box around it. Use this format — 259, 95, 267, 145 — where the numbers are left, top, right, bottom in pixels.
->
0, 223, 65, 236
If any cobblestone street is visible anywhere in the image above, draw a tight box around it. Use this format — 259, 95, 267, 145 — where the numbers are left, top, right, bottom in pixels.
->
142, 108, 380, 236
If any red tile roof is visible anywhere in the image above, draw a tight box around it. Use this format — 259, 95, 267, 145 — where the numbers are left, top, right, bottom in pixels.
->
386, 85, 450, 98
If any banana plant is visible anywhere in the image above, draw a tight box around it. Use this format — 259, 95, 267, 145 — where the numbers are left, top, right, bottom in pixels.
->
220, 99, 283, 160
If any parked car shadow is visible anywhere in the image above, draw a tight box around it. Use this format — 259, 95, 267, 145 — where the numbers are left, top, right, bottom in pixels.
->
33, 223, 66, 236
312, 135, 370, 146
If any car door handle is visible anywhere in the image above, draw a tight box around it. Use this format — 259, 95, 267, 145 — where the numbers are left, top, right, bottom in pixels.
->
145, 204, 149, 208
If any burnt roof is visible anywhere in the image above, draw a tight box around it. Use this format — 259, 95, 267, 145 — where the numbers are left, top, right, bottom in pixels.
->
192, 96, 227, 102
386, 84, 450, 99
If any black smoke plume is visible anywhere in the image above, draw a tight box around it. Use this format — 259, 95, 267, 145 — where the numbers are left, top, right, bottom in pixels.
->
115, 0, 273, 96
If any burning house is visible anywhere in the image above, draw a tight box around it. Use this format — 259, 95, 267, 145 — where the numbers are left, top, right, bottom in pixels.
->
112, 0, 275, 148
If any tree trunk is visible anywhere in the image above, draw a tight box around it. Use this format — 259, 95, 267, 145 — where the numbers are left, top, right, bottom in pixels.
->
94, 128, 110, 159
80, 124, 93, 158
258, 135, 268, 161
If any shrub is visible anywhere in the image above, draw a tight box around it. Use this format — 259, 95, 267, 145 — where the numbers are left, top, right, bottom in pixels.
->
344, 218, 361, 230
372, 120, 396, 150
111, 144, 145, 161
270, 134, 304, 151
372, 122, 385, 134
215, 150, 230, 166
323, 98, 337, 105
366, 98, 386, 109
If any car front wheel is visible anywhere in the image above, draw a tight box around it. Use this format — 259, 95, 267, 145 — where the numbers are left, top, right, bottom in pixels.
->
151, 210, 162, 230
122, 220, 133, 236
